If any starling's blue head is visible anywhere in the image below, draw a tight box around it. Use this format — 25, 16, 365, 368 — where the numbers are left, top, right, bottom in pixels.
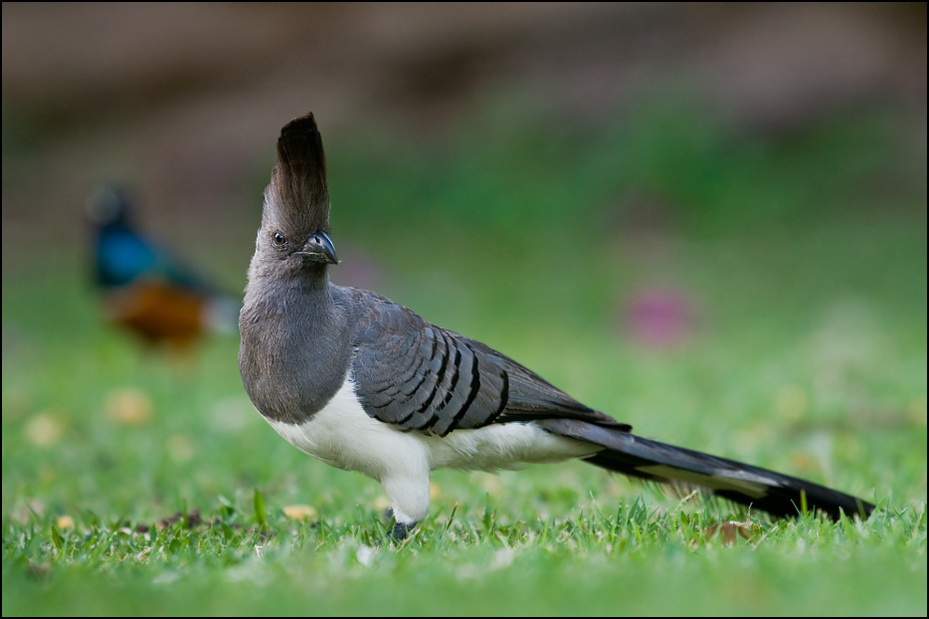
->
86, 185, 133, 229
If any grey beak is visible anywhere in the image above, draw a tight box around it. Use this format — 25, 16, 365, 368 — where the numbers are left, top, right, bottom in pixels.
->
300, 230, 338, 265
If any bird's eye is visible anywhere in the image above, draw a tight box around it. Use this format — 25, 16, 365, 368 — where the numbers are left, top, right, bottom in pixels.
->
272, 232, 287, 246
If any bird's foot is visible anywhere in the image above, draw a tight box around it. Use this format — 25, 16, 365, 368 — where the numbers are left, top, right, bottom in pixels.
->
384, 508, 418, 542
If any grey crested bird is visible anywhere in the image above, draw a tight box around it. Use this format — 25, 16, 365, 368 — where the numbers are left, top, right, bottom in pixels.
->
238, 113, 875, 540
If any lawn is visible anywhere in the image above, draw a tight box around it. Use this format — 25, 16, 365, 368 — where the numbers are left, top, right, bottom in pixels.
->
2, 103, 926, 615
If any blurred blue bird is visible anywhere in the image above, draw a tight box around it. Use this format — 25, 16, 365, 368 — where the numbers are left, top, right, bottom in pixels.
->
86, 186, 240, 349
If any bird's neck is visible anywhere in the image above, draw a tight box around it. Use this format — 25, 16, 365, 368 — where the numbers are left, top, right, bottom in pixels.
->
300, 264, 331, 292
247, 256, 331, 292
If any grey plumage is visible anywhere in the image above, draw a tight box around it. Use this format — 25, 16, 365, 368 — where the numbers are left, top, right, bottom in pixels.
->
239, 113, 874, 539
352, 294, 630, 435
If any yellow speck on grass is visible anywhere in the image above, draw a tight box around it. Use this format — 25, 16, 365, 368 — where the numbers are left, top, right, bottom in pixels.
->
106, 388, 153, 426
283, 505, 318, 521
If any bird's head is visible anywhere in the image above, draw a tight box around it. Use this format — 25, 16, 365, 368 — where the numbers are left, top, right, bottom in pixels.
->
257, 113, 338, 273
86, 185, 133, 229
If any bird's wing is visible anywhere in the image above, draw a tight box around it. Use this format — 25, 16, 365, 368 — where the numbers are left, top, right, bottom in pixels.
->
96, 226, 217, 293
349, 289, 630, 436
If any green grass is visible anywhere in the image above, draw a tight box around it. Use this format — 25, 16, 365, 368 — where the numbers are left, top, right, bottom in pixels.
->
3, 103, 927, 615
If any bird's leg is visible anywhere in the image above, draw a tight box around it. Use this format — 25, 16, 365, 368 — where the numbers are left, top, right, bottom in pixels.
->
384, 508, 418, 541
380, 473, 429, 542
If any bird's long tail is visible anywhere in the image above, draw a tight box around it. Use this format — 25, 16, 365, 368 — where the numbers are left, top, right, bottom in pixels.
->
540, 418, 874, 520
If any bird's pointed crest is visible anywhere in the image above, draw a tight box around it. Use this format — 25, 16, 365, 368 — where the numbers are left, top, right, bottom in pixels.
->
264, 112, 330, 234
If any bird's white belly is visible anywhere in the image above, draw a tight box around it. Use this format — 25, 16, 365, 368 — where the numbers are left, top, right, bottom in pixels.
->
263, 374, 600, 482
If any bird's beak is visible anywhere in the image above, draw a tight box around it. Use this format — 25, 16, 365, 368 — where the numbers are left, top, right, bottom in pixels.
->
300, 230, 338, 265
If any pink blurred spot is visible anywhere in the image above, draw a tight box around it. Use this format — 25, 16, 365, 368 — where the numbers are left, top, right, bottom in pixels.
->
623, 286, 697, 349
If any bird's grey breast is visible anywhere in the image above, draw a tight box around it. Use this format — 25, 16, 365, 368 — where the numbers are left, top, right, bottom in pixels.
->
239, 280, 354, 424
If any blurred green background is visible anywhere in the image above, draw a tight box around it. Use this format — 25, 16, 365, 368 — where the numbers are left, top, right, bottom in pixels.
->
3, 3, 926, 616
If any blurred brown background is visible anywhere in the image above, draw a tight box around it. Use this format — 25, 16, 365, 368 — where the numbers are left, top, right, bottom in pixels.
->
3, 2, 926, 283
